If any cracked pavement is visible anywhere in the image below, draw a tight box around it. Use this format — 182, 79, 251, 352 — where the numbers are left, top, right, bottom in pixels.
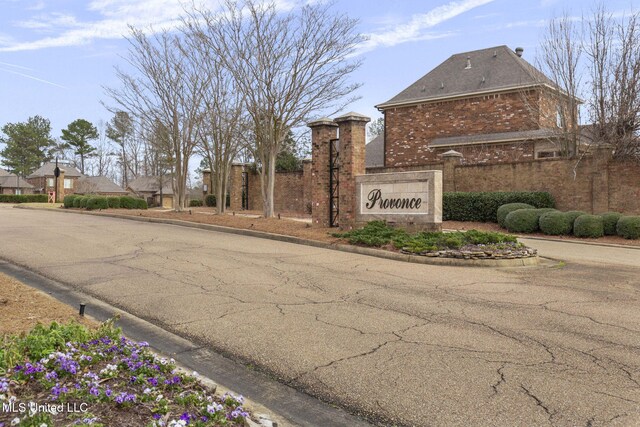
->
1, 206, 639, 426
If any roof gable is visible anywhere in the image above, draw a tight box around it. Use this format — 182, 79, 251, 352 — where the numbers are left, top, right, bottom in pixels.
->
27, 162, 82, 178
76, 176, 127, 194
377, 46, 554, 109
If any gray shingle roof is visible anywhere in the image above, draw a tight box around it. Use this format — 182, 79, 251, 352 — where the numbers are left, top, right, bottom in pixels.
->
0, 172, 34, 189
377, 46, 555, 109
76, 176, 128, 194
430, 129, 558, 148
27, 162, 82, 178
365, 134, 384, 168
127, 176, 173, 195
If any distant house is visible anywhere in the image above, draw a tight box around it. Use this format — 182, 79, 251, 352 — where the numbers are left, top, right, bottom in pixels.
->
0, 168, 35, 195
127, 176, 174, 208
75, 176, 129, 197
26, 162, 82, 194
373, 45, 579, 167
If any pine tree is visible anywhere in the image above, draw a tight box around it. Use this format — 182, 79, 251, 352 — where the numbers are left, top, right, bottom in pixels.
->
0, 116, 55, 177
61, 119, 98, 175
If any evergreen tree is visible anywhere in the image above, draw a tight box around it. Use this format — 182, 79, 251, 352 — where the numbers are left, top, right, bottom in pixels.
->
0, 116, 55, 177
61, 119, 98, 174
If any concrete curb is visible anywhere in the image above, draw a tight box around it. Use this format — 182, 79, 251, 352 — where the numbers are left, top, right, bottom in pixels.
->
518, 235, 640, 250
0, 259, 371, 427
15, 206, 539, 268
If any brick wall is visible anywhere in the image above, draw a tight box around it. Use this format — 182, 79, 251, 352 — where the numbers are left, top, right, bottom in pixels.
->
245, 170, 307, 214
608, 161, 640, 214
384, 90, 548, 167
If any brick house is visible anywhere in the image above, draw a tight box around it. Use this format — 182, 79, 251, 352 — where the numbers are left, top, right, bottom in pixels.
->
374, 45, 577, 167
0, 168, 34, 194
26, 162, 82, 194
75, 176, 129, 197
127, 176, 174, 208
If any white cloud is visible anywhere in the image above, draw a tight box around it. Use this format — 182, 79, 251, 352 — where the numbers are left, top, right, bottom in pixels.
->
0, 0, 224, 52
355, 0, 496, 55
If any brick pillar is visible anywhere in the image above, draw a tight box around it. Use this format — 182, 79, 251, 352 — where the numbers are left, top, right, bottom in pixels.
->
229, 163, 245, 211
309, 118, 338, 227
56, 169, 65, 202
202, 169, 211, 198
442, 150, 463, 193
302, 159, 312, 215
335, 112, 370, 230
591, 144, 612, 213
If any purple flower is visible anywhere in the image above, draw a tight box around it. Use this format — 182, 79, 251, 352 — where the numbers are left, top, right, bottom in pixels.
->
105, 388, 112, 397
180, 412, 192, 424
153, 414, 162, 420
90, 387, 99, 396
147, 377, 158, 387
45, 371, 58, 381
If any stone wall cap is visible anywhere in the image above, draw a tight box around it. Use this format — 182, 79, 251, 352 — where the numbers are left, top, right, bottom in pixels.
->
334, 112, 371, 123
442, 150, 463, 158
231, 162, 249, 166
307, 118, 338, 128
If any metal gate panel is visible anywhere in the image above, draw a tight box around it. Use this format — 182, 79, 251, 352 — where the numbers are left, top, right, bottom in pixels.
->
329, 138, 340, 227
241, 171, 249, 210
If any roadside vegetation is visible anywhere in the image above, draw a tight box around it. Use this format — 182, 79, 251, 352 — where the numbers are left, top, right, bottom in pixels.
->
0, 319, 249, 427
332, 221, 535, 258
63, 194, 147, 211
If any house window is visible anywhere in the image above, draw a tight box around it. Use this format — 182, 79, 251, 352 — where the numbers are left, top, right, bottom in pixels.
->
64, 178, 72, 189
15, 189, 22, 195
536, 151, 559, 159
47, 178, 54, 187
556, 105, 565, 128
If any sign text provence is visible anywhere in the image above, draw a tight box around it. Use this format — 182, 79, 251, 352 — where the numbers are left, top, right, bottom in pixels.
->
355, 170, 442, 229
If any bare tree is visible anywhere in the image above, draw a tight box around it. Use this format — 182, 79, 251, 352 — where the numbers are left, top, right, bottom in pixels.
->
106, 111, 135, 187
104, 26, 206, 211
181, 17, 247, 214
537, 13, 583, 157
195, 0, 363, 217
586, 6, 640, 160
87, 120, 117, 178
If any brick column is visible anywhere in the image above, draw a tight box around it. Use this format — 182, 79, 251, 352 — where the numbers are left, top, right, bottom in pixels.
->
202, 169, 211, 198
309, 118, 338, 227
442, 150, 463, 193
229, 163, 245, 211
56, 169, 65, 202
335, 112, 370, 230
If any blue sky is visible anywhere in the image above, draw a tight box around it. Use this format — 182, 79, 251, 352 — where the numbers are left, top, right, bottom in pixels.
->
0, 0, 636, 143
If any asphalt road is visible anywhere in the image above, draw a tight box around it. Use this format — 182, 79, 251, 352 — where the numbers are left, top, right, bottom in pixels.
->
1, 205, 639, 426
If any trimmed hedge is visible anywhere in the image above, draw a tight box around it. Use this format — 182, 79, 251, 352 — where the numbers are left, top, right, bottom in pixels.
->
0, 194, 48, 203
86, 196, 108, 210
119, 196, 136, 209
107, 197, 121, 209
443, 191, 555, 222
497, 203, 534, 227
539, 211, 572, 235
573, 215, 604, 238
599, 212, 623, 236
616, 216, 640, 239
204, 193, 231, 208
78, 196, 91, 209
504, 209, 541, 233
134, 198, 148, 209
189, 199, 203, 207
63, 194, 78, 208
563, 211, 587, 233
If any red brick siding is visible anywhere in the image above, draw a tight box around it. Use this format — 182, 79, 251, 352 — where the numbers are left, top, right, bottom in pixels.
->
384, 90, 546, 167
246, 170, 307, 214
608, 161, 640, 214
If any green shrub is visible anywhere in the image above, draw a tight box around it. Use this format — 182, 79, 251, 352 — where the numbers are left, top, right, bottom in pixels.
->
599, 212, 623, 236
107, 197, 121, 209
72, 196, 83, 208
616, 216, 640, 239
563, 211, 587, 233
134, 198, 148, 209
119, 196, 136, 209
204, 193, 231, 208
573, 214, 604, 238
497, 203, 535, 227
63, 194, 78, 208
190, 199, 203, 207
443, 191, 555, 222
539, 211, 572, 235
86, 196, 108, 210
78, 196, 91, 208
0, 194, 48, 203
504, 209, 541, 233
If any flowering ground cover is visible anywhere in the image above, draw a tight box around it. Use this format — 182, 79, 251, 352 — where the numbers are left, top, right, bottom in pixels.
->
0, 319, 251, 427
